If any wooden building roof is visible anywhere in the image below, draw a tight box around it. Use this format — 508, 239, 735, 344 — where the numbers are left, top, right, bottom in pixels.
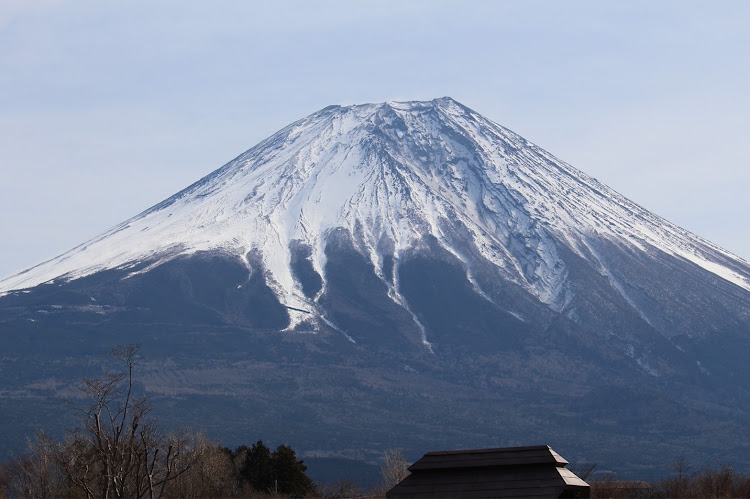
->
386, 445, 589, 498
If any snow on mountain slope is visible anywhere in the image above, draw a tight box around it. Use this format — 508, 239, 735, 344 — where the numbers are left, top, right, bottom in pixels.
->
2, 98, 748, 334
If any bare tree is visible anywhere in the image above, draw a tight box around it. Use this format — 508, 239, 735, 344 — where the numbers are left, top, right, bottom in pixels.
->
380, 448, 410, 492
0, 432, 67, 498
318, 479, 361, 498
62, 344, 193, 499
659, 456, 693, 498
569, 461, 598, 481
166, 432, 239, 498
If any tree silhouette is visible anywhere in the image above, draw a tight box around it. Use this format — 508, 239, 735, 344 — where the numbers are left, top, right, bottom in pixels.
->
235, 440, 314, 496
237, 440, 273, 491
272, 444, 315, 496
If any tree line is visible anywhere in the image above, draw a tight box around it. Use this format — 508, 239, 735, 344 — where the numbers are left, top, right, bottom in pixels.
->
576, 458, 750, 499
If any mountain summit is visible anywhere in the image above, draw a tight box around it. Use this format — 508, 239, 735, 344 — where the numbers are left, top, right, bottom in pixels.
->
2, 98, 749, 474
2, 98, 747, 339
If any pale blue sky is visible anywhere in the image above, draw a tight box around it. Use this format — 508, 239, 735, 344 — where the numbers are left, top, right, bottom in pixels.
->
1, 1, 748, 278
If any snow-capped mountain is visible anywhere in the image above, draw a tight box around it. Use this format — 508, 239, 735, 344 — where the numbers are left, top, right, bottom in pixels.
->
2, 98, 747, 343
2, 98, 750, 474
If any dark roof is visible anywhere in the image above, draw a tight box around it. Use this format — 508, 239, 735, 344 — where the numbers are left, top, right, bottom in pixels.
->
409, 445, 569, 471
387, 445, 589, 499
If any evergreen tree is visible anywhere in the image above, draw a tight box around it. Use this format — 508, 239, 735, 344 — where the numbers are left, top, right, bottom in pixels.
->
238, 440, 274, 492
271, 444, 315, 496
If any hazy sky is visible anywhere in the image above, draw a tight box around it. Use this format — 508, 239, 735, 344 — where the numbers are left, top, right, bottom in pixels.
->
1, 1, 748, 278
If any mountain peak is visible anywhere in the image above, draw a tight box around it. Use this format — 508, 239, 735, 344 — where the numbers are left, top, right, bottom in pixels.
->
2, 99, 748, 338
381, 96, 460, 109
